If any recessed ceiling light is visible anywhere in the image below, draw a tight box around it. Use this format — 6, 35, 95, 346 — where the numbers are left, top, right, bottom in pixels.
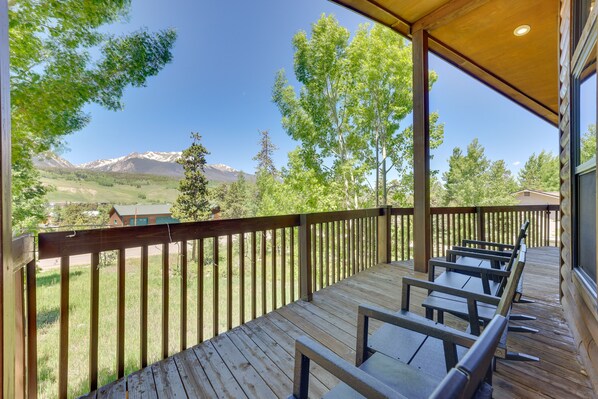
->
514, 25, 531, 36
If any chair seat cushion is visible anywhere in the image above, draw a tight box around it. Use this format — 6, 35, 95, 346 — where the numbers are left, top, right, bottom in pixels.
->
323, 353, 442, 399
422, 292, 497, 321
433, 271, 471, 289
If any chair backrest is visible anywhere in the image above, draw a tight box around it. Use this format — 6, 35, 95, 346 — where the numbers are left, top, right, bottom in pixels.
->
504, 221, 529, 272
456, 315, 508, 398
496, 243, 527, 317
429, 315, 508, 399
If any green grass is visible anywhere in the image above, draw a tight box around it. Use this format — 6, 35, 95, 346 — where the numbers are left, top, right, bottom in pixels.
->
39, 168, 181, 204
36, 243, 300, 398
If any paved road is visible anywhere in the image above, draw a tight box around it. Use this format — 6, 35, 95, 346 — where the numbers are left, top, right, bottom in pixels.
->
38, 242, 185, 271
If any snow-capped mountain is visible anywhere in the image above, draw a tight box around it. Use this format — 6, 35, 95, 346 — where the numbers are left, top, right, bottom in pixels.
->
33, 152, 75, 169
78, 151, 182, 170
35, 151, 254, 183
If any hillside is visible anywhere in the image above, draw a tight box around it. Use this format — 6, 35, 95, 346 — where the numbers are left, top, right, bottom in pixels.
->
40, 168, 182, 204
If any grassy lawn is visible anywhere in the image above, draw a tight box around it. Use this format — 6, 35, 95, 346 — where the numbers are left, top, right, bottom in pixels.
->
39, 168, 181, 204
36, 242, 300, 398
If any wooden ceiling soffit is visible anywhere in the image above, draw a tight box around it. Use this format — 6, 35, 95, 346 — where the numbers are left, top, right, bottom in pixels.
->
427, 37, 559, 126
411, 0, 491, 33
330, 0, 411, 36
328, 0, 559, 126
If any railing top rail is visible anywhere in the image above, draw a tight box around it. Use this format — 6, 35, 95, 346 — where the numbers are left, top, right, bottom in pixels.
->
12, 234, 34, 271
306, 208, 382, 224
431, 206, 477, 214
391, 207, 414, 216
38, 214, 300, 259
478, 204, 559, 212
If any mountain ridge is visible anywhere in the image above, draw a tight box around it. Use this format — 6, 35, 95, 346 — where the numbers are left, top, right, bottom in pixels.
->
33, 151, 254, 183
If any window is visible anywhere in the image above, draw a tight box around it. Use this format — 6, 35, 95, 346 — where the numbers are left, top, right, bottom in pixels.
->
572, 0, 598, 289
524, 191, 531, 197
129, 217, 149, 226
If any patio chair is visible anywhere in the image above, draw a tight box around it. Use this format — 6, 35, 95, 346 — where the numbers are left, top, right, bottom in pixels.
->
366, 250, 538, 367
428, 240, 537, 331
447, 221, 529, 271
288, 314, 507, 399
434, 226, 532, 305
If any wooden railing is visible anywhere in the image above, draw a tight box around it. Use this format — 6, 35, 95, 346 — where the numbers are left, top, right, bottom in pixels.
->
12, 234, 36, 399
389, 204, 560, 261
22, 204, 559, 398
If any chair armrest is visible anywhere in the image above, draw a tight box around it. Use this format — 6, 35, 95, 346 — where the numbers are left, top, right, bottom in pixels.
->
357, 304, 478, 349
403, 277, 500, 306
447, 249, 511, 265
461, 239, 515, 250
291, 336, 405, 399
451, 246, 513, 258
429, 259, 511, 279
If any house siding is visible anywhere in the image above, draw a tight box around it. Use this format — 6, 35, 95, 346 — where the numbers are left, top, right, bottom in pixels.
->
559, 0, 598, 390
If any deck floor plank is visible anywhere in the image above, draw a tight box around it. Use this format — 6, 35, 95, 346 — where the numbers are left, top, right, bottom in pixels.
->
127, 367, 158, 399
211, 334, 277, 399
85, 247, 595, 398
151, 357, 187, 398
192, 341, 248, 399
173, 347, 218, 398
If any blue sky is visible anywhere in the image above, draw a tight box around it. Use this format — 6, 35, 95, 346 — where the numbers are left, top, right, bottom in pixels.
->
64, 0, 561, 178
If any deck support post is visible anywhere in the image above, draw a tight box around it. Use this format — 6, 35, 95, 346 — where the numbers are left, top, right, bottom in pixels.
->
0, 1, 14, 397
377, 206, 392, 264
299, 214, 312, 301
413, 29, 431, 273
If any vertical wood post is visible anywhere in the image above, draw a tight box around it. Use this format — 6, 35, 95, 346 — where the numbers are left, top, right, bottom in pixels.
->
412, 29, 431, 273
0, 1, 14, 397
476, 207, 486, 243
299, 214, 312, 301
377, 206, 392, 264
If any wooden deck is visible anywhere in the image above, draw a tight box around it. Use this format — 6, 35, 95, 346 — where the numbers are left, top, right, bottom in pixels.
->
83, 247, 595, 398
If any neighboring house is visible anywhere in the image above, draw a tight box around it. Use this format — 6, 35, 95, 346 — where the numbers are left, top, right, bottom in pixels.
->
514, 189, 559, 206
108, 204, 179, 227
514, 189, 559, 222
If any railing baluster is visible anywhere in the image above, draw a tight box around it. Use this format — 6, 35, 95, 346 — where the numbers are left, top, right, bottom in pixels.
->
272, 229, 277, 311
261, 231, 267, 316
281, 228, 286, 305
318, 223, 323, 289
251, 232, 257, 319
140, 245, 149, 366
26, 258, 38, 399
312, 225, 317, 291
117, 249, 125, 377
15, 266, 25, 399
213, 237, 219, 337
331, 222, 336, 284
58, 255, 69, 399
162, 244, 169, 358
401, 215, 409, 260
407, 214, 411, 260
181, 241, 188, 351
325, 223, 330, 286
90, 252, 99, 390
239, 233, 245, 323
227, 235, 233, 331
290, 228, 295, 301
342, 220, 346, 279
198, 239, 204, 343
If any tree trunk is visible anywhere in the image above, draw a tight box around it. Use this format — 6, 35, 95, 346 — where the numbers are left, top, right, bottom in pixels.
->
382, 142, 387, 205
375, 133, 380, 207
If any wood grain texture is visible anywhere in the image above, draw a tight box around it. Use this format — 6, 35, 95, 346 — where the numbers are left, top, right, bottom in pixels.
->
412, 29, 431, 273
0, 2, 13, 397
81, 247, 593, 399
